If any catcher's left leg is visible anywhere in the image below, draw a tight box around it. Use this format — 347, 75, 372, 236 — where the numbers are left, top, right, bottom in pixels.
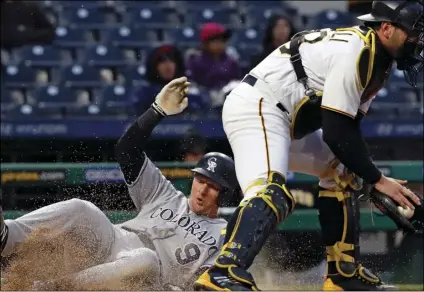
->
194, 85, 296, 291
289, 130, 396, 291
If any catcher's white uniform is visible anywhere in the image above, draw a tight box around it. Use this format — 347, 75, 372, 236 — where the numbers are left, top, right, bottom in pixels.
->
223, 26, 390, 200
3, 157, 226, 288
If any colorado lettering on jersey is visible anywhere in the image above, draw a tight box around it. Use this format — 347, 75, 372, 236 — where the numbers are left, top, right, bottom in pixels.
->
150, 207, 218, 247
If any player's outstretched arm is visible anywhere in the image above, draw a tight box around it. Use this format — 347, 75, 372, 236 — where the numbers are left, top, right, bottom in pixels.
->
115, 77, 189, 183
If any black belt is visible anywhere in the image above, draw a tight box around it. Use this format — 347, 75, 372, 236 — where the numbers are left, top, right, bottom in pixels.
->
241, 74, 288, 113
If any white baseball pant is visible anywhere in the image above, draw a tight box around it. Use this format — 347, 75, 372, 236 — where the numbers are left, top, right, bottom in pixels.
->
222, 82, 347, 201
3, 199, 160, 285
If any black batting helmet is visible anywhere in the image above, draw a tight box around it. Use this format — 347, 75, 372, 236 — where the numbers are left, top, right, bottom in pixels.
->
191, 152, 241, 207
358, 0, 424, 87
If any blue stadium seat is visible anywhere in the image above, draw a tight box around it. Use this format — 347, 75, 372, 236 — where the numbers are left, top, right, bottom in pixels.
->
397, 106, 423, 119
245, 8, 285, 28
57, 1, 106, 8
243, 1, 298, 15
60, 64, 104, 88
374, 87, 417, 104
237, 46, 261, 67
100, 27, 158, 48
120, 64, 146, 86
309, 10, 356, 29
97, 85, 132, 115
2, 64, 38, 88
33, 85, 79, 115
54, 27, 93, 48
1, 87, 20, 113
1, 104, 39, 120
19, 45, 62, 67
189, 8, 234, 26
117, 0, 169, 9
233, 28, 261, 47
83, 45, 128, 67
183, 1, 229, 10
164, 27, 199, 45
124, 8, 173, 29
62, 7, 108, 29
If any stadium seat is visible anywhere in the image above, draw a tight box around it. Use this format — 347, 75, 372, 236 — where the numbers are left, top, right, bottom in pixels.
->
119, 64, 146, 86
18, 45, 62, 67
309, 10, 356, 29
82, 45, 128, 67
237, 46, 261, 68
32, 85, 80, 115
97, 85, 132, 115
2, 64, 38, 88
183, 1, 229, 10
56, 1, 106, 8
124, 8, 173, 29
54, 27, 93, 48
100, 27, 158, 48
374, 87, 418, 104
62, 7, 109, 29
164, 27, 199, 45
245, 8, 286, 28
397, 106, 423, 119
233, 28, 261, 47
1, 87, 20, 113
117, 0, 170, 9
59, 64, 104, 88
189, 8, 234, 26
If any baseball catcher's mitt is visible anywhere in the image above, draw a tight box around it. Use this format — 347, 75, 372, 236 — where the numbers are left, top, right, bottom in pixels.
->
369, 190, 424, 234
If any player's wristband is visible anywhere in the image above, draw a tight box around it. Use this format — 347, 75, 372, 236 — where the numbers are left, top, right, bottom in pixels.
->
151, 102, 167, 117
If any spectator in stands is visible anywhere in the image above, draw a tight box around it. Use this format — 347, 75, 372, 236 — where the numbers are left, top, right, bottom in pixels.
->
250, 14, 297, 70
130, 45, 185, 115
1, 0, 55, 50
186, 23, 241, 90
180, 131, 208, 163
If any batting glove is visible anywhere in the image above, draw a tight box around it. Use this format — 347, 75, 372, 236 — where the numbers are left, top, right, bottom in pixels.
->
152, 76, 190, 116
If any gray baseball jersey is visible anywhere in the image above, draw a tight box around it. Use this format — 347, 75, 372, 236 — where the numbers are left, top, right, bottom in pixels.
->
118, 158, 227, 286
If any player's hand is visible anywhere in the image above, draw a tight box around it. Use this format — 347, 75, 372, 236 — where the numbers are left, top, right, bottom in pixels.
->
374, 175, 421, 210
154, 76, 190, 116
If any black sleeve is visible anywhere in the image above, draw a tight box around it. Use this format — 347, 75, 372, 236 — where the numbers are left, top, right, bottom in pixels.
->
321, 109, 381, 184
115, 106, 164, 184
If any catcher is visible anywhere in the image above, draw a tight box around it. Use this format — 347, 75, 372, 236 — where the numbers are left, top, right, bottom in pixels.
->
194, 1, 424, 291
0, 77, 241, 290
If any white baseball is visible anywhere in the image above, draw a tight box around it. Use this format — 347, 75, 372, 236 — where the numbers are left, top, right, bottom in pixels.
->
397, 206, 414, 219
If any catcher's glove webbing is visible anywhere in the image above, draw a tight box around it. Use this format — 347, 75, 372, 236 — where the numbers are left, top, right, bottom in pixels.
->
369, 190, 424, 234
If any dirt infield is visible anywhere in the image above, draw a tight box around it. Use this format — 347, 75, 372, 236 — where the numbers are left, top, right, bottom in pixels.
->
1, 228, 423, 291
1, 228, 156, 291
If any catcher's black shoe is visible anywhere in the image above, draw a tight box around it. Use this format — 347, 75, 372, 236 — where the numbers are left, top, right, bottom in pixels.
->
194, 265, 259, 291
1, 205, 8, 253
323, 265, 397, 291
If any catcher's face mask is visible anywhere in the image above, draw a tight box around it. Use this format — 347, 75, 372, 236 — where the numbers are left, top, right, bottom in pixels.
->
394, 6, 424, 87
395, 25, 424, 87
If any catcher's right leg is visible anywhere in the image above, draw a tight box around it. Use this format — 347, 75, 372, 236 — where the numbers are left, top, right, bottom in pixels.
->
289, 130, 396, 291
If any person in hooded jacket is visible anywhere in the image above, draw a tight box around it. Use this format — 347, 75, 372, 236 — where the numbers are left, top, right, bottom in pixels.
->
1, 0, 55, 50
129, 45, 185, 115
249, 14, 298, 70
186, 23, 242, 90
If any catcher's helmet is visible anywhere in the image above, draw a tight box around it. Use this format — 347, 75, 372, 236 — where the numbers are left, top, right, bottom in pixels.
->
191, 152, 240, 207
358, 1, 424, 87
